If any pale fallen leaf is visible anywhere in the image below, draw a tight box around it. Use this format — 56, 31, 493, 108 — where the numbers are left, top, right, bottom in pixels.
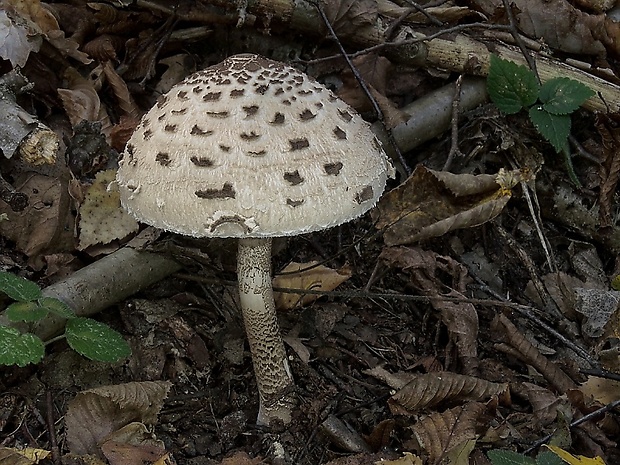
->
0, 446, 50, 464
0, 9, 42, 67
78, 169, 139, 250
273, 261, 352, 310
580, 377, 620, 405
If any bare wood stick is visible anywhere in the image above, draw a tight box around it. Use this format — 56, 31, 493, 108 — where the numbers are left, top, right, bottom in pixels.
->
0, 247, 182, 341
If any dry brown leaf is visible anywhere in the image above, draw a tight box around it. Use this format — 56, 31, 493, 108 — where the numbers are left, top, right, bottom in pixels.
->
374, 452, 422, 465
65, 381, 171, 456
273, 261, 352, 310
580, 377, 620, 405
0, 172, 75, 260
390, 372, 510, 412
380, 247, 479, 374
324, 0, 378, 38
220, 451, 264, 465
337, 54, 407, 127
521, 382, 563, 427
374, 166, 516, 246
82, 34, 124, 62
595, 114, 620, 230
101, 422, 168, 465
58, 69, 102, 127
472, 0, 617, 55
411, 402, 488, 465
102, 61, 141, 120
491, 314, 577, 393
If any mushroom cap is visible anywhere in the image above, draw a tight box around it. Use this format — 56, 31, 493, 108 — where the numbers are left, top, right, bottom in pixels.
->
116, 54, 394, 238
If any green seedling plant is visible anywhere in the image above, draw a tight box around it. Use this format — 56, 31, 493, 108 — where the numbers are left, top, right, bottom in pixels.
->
487, 55, 595, 186
0, 271, 131, 366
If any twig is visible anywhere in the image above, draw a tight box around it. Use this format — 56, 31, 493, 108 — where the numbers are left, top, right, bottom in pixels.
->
443, 74, 465, 171
45, 391, 61, 465
310, 0, 411, 175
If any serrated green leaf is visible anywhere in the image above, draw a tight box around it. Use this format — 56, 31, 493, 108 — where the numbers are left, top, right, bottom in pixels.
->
539, 77, 595, 115
528, 107, 571, 153
38, 297, 75, 319
0, 272, 41, 301
65, 317, 131, 362
0, 325, 45, 366
487, 55, 539, 114
536, 450, 565, 465
487, 450, 536, 465
5, 301, 48, 322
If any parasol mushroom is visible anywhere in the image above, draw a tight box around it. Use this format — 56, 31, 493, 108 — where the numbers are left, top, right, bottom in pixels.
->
116, 54, 394, 426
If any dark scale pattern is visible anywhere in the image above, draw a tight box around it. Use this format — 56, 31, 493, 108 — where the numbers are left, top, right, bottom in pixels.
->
333, 127, 347, 140
289, 138, 309, 151
283, 170, 304, 185
190, 156, 214, 167
195, 182, 235, 199
271, 113, 285, 125
156, 152, 171, 166
190, 125, 213, 136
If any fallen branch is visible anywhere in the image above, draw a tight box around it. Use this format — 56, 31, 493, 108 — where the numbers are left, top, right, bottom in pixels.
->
0, 246, 182, 341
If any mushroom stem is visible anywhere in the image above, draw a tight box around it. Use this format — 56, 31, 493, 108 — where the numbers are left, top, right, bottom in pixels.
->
237, 237, 296, 426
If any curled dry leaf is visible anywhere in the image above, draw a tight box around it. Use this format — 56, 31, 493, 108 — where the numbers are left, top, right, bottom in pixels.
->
374, 166, 517, 246
491, 313, 577, 393
324, 0, 378, 38
0, 9, 42, 67
472, 0, 618, 56
390, 372, 510, 412
57, 68, 103, 127
337, 54, 407, 127
0, 172, 75, 260
411, 402, 490, 465
65, 380, 172, 456
78, 169, 139, 250
273, 261, 352, 310
380, 246, 479, 374
101, 423, 169, 465
595, 114, 620, 230
102, 61, 141, 121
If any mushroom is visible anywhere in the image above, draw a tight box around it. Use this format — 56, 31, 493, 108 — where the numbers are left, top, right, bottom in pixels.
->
116, 54, 394, 426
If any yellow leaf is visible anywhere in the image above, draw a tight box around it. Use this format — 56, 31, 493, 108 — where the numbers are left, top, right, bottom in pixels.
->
546, 445, 607, 465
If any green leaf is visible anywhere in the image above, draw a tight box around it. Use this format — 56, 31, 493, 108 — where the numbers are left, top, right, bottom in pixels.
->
65, 317, 131, 362
5, 301, 48, 322
487, 450, 536, 465
528, 107, 571, 153
0, 325, 45, 366
487, 55, 539, 114
539, 77, 595, 115
38, 297, 75, 319
536, 450, 565, 465
0, 272, 41, 301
